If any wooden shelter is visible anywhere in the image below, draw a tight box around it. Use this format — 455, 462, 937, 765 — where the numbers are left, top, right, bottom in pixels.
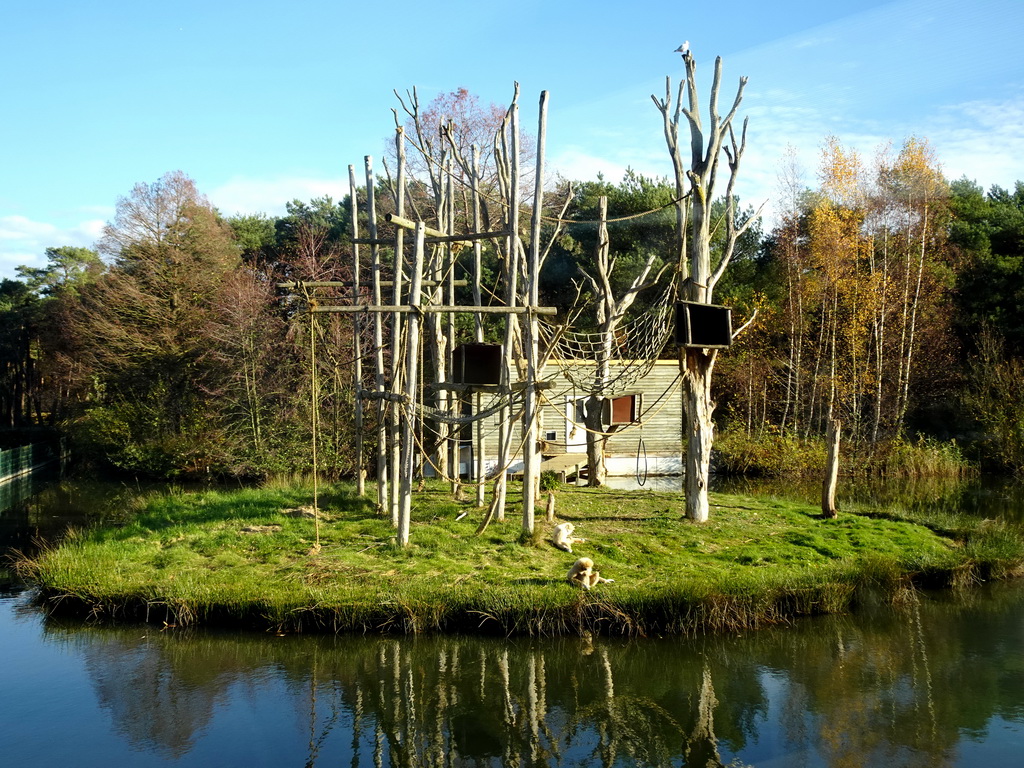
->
446, 360, 685, 482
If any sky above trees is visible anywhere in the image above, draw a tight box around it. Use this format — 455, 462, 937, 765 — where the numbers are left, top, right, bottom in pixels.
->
2, 0, 1023, 279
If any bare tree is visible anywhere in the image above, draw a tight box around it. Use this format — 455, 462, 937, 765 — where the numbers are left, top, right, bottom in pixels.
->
73, 171, 242, 475
653, 52, 758, 522
578, 196, 666, 486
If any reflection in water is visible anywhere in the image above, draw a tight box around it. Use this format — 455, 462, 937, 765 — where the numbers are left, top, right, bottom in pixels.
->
7, 476, 1024, 765
28, 582, 1024, 767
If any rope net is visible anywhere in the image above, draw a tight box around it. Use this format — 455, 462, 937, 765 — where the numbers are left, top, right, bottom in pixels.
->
542, 280, 676, 396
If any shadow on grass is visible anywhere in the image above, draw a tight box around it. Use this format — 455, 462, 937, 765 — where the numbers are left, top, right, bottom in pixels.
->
101, 485, 380, 537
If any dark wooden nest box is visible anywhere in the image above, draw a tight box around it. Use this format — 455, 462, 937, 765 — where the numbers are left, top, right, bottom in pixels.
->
604, 392, 642, 426
675, 301, 733, 349
452, 343, 503, 385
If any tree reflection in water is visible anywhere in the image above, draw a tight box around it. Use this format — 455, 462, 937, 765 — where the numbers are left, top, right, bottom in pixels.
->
40, 581, 1024, 767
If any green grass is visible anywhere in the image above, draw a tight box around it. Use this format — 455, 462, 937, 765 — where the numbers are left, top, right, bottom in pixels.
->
18, 481, 1024, 636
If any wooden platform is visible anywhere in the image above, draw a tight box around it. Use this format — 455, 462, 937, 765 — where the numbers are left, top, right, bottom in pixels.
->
539, 453, 586, 482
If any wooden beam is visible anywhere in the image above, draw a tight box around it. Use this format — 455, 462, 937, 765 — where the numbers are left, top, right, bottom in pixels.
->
384, 213, 510, 244
277, 280, 465, 290
430, 381, 555, 393
310, 304, 558, 315
359, 390, 409, 403
349, 163, 365, 497
385, 213, 448, 239
353, 230, 508, 246
425, 230, 510, 244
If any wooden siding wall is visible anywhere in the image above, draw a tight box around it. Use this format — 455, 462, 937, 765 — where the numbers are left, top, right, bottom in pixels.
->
458, 361, 683, 460
538, 361, 683, 457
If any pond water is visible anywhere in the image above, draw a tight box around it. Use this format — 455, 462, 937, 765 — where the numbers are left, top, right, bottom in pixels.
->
3, 473, 1024, 766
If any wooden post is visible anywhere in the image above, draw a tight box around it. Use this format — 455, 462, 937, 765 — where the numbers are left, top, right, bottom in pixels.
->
472, 146, 487, 508
475, 391, 486, 507
822, 417, 841, 518
427, 160, 449, 484
445, 157, 458, 497
521, 90, 548, 533
493, 87, 522, 527
398, 222, 426, 546
348, 164, 365, 497
389, 128, 406, 528
366, 156, 388, 514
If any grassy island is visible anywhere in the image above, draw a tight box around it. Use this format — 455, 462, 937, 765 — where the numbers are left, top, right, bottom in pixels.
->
18, 481, 1024, 636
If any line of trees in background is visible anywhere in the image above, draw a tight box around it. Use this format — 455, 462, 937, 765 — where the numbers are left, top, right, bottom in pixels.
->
715, 140, 1024, 475
3, 114, 1024, 479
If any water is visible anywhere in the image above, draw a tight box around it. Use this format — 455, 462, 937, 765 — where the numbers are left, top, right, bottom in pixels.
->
3, 474, 1024, 766
3, 583, 1023, 766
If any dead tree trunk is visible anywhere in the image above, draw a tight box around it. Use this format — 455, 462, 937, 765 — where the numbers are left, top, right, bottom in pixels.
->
583, 196, 612, 487
584, 394, 608, 486
654, 51, 754, 523
681, 347, 717, 521
578, 196, 665, 487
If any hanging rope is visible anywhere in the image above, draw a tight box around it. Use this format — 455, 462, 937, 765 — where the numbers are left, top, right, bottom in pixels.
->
391, 122, 691, 228
397, 394, 532, 485
411, 388, 521, 425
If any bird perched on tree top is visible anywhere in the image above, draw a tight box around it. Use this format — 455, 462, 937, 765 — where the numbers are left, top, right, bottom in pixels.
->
675, 41, 690, 60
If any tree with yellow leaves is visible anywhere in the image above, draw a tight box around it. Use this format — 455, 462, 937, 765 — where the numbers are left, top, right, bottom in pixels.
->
766, 136, 954, 446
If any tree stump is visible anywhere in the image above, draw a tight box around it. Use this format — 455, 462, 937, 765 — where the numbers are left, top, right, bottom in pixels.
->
822, 417, 841, 518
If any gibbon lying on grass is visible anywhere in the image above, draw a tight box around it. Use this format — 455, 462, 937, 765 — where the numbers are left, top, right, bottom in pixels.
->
551, 522, 587, 553
566, 557, 615, 590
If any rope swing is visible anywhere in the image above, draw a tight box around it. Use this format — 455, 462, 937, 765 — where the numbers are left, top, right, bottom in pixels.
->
635, 430, 648, 487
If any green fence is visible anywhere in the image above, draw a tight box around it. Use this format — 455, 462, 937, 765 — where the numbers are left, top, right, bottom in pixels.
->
0, 442, 61, 484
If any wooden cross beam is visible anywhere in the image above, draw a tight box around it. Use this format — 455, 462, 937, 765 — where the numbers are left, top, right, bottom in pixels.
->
309, 304, 558, 315
276, 280, 467, 290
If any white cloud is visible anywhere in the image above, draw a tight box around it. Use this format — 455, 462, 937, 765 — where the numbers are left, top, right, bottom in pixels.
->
793, 35, 837, 50
728, 87, 1024, 229
207, 176, 349, 218
0, 215, 57, 242
926, 94, 1024, 189
547, 147, 634, 185
0, 214, 106, 278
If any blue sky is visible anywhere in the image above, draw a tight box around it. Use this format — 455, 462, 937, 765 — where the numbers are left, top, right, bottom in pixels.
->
3, 0, 1023, 279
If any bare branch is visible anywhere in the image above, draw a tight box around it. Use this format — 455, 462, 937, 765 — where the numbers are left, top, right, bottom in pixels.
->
731, 307, 759, 340
538, 181, 573, 270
